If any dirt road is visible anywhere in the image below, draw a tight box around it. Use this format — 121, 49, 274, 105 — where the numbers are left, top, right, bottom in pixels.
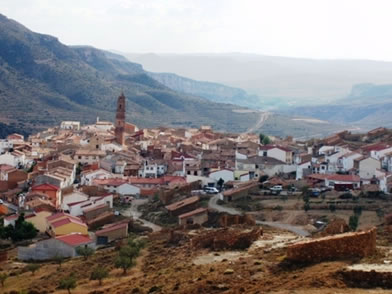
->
121, 198, 162, 232
244, 111, 271, 134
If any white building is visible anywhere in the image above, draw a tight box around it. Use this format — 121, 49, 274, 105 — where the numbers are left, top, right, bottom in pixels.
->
60, 121, 81, 131
0, 139, 13, 154
81, 169, 113, 186
354, 156, 381, 179
209, 169, 234, 183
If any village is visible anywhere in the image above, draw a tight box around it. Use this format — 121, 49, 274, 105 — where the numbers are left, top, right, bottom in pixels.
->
1, 94, 392, 293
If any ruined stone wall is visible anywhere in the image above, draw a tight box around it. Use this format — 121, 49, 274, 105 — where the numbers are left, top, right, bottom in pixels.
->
191, 227, 262, 251
287, 228, 376, 263
219, 214, 256, 227
341, 267, 392, 288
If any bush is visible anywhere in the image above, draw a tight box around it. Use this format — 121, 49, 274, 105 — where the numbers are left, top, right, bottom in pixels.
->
76, 246, 94, 260
26, 264, 40, 276
339, 193, 353, 199
115, 255, 133, 275
329, 203, 336, 212
353, 205, 363, 216
90, 267, 108, 286
0, 273, 7, 287
59, 275, 76, 294
349, 215, 359, 231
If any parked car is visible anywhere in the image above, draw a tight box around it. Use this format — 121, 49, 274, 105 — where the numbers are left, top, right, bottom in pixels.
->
0, 199, 3, 204
204, 187, 219, 194
270, 185, 283, 192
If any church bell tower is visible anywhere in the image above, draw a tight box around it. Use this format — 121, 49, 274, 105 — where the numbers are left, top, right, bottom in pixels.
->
115, 93, 125, 145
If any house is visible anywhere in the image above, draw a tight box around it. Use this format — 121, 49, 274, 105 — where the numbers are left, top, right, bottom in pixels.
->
7, 133, 24, 144
74, 149, 106, 165
60, 121, 81, 131
296, 161, 312, 180
94, 178, 141, 196
325, 174, 361, 190
222, 181, 259, 202
83, 203, 113, 226
165, 196, 200, 216
31, 183, 61, 209
0, 151, 26, 168
354, 156, 381, 179
61, 190, 89, 211
337, 152, 363, 172
18, 233, 94, 261
67, 194, 113, 217
46, 213, 88, 236
178, 207, 208, 226
0, 139, 13, 154
209, 169, 234, 183
0, 164, 16, 181
95, 221, 129, 245
25, 209, 53, 232
259, 145, 294, 164
236, 156, 289, 178
138, 160, 167, 178
81, 168, 113, 186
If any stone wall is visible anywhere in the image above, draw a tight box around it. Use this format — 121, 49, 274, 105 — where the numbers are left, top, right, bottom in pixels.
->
287, 228, 376, 263
191, 227, 262, 251
219, 214, 256, 227
340, 265, 392, 288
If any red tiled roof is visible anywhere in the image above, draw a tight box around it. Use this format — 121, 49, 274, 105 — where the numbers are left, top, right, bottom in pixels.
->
179, 207, 208, 219
94, 178, 127, 187
328, 174, 360, 182
56, 233, 91, 246
0, 164, 15, 172
96, 222, 128, 235
129, 177, 164, 185
362, 143, 390, 152
51, 217, 87, 228
82, 203, 108, 213
32, 183, 59, 191
165, 196, 199, 211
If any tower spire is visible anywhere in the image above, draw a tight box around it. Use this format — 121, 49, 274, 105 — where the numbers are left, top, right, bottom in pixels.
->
115, 93, 126, 145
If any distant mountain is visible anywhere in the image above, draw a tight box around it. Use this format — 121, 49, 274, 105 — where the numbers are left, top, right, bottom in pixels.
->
284, 83, 392, 130
147, 72, 263, 109
125, 53, 392, 107
0, 14, 262, 136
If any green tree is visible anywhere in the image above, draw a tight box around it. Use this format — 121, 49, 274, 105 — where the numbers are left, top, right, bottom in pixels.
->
329, 203, 336, 213
259, 133, 271, 145
349, 215, 359, 231
3, 214, 37, 242
76, 246, 94, 260
115, 255, 133, 275
59, 275, 76, 294
217, 178, 224, 191
0, 273, 8, 288
90, 267, 109, 286
353, 205, 363, 216
376, 208, 385, 221
304, 202, 310, 212
26, 264, 40, 276
53, 254, 65, 270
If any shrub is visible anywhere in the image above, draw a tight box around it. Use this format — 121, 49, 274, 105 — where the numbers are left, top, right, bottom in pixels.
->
90, 267, 108, 286
329, 203, 336, 212
76, 246, 94, 260
349, 214, 359, 231
26, 264, 40, 276
59, 275, 77, 294
0, 272, 7, 287
115, 255, 133, 275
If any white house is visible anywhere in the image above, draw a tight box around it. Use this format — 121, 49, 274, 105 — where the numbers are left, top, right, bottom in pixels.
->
138, 161, 167, 178
209, 169, 234, 183
0, 151, 26, 168
0, 139, 13, 154
354, 156, 381, 179
337, 152, 363, 172
60, 121, 80, 130
371, 146, 392, 160
296, 161, 312, 180
81, 169, 113, 186
259, 145, 293, 164
68, 194, 113, 217
61, 191, 89, 211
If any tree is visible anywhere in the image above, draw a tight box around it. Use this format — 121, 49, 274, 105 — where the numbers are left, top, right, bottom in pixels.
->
304, 202, 310, 212
53, 254, 65, 270
329, 203, 336, 213
376, 208, 385, 221
90, 267, 108, 286
353, 205, 363, 216
349, 215, 359, 231
59, 275, 76, 294
26, 264, 40, 276
3, 214, 37, 242
0, 273, 7, 288
76, 246, 94, 260
115, 255, 132, 275
259, 133, 271, 145
217, 178, 224, 191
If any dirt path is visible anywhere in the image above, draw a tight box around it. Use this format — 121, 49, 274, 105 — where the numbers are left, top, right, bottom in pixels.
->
121, 199, 162, 232
244, 111, 271, 134
208, 194, 242, 215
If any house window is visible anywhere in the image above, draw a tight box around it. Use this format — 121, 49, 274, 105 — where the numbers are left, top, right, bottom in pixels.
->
78, 156, 81, 159
263, 152, 267, 157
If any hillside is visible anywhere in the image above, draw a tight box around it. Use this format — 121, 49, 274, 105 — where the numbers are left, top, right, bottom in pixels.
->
285, 83, 392, 129
125, 53, 392, 107
147, 72, 263, 109
0, 14, 260, 136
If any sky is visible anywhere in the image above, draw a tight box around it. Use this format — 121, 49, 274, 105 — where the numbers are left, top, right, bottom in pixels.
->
2, 0, 392, 60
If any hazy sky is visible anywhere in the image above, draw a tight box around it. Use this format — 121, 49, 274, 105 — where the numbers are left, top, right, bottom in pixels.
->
3, 0, 392, 60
